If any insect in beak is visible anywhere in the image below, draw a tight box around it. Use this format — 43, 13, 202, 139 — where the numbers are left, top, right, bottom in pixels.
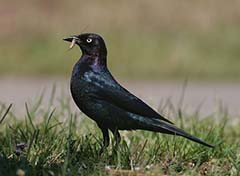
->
68, 38, 76, 50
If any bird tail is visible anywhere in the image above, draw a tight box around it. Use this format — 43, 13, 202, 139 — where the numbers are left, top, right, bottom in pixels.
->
147, 119, 214, 148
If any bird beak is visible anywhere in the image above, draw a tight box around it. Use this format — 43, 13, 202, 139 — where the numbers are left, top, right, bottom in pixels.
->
63, 36, 79, 50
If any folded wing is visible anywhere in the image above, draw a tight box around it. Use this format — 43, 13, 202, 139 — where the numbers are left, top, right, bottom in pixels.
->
94, 77, 173, 124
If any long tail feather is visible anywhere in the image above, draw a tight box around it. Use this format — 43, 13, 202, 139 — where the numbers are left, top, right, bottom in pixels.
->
148, 119, 214, 148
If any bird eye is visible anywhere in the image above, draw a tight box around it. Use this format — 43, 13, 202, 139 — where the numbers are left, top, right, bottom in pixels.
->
86, 38, 92, 43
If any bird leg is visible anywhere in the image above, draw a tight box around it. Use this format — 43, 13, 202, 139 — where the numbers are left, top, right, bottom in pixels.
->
108, 129, 121, 157
99, 128, 109, 154
111, 129, 121, 150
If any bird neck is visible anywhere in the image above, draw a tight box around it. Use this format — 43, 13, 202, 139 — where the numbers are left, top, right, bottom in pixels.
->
81, 54, 107, 69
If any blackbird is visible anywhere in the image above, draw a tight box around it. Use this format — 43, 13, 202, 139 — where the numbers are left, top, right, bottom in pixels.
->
63, 33, 213, 151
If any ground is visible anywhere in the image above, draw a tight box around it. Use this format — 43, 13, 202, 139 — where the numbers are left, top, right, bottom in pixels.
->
1, 77, 240, 116
0, 85, 239, 175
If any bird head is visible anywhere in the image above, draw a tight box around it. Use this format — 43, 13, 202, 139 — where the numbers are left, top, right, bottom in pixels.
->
63, 33, 107, 57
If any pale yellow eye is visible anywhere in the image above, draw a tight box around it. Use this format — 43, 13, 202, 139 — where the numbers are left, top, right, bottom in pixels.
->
86, 38, 92, 43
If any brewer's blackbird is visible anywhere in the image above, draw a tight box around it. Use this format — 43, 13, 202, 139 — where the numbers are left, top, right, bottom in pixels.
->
63, 33, 214, 150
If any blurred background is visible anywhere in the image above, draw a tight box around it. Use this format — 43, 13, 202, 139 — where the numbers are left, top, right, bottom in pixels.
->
1, 0, 240, 116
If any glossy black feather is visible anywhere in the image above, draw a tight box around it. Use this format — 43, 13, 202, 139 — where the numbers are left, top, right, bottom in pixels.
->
64, 33, 214, 149
84, 68, 173, 124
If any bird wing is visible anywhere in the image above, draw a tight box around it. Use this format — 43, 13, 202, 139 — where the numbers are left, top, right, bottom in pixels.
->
93, 75, 173, 124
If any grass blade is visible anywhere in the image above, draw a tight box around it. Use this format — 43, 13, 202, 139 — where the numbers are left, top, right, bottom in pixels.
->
25, 103, 36, 130
0, 104, 12, 124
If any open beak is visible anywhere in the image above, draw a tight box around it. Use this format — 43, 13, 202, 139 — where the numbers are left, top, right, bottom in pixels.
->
63, 36, 79, 50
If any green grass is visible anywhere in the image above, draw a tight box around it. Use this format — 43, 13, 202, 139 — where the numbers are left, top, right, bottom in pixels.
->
0, 92, 239, 175
2, 28, 240, 80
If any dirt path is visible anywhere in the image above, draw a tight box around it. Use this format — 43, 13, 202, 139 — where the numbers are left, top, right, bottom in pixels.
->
0, 77, 240, 118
